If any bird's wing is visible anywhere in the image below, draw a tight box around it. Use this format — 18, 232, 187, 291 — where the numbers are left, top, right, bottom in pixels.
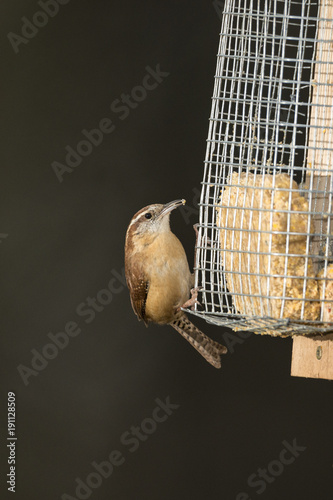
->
126, 265, 149, 324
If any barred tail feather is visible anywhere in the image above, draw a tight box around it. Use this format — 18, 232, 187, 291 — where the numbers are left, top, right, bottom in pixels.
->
171, 314, 227, 368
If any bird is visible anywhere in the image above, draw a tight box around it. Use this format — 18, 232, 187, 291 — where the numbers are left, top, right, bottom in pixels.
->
124, 199, 227, 368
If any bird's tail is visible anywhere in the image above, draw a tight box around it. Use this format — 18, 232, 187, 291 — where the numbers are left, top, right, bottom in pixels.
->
171, 314, 227, 368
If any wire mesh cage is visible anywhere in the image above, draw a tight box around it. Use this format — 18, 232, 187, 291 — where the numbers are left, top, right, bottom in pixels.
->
192, 0, 333, 336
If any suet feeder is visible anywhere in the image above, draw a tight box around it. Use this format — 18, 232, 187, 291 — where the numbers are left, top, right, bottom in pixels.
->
191, 0, 333, 380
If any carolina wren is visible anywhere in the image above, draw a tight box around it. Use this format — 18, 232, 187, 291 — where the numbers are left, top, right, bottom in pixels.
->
124, 199, 227, 368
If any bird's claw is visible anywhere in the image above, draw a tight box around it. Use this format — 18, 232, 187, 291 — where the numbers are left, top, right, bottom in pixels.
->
180, 287, 202, 311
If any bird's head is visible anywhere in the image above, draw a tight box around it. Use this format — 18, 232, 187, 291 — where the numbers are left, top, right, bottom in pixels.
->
126, 199, 186, 245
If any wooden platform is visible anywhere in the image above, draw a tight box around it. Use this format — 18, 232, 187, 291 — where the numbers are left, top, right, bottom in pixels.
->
291, 335, 333, 381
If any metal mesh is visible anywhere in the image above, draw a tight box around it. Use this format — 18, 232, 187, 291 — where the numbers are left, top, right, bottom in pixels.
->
192, 0, 333, 335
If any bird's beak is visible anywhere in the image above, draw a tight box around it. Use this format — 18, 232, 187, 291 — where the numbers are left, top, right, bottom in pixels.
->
158, 199, 186, 218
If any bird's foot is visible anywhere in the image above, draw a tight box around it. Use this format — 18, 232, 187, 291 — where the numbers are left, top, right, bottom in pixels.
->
180, 287, 202, 311
193, 223, 212, 247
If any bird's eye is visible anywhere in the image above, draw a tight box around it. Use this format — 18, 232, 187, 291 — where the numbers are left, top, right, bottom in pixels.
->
145, 213, 152, 220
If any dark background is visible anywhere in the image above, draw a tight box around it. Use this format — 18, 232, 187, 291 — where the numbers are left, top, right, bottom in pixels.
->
1, 1, 332, 499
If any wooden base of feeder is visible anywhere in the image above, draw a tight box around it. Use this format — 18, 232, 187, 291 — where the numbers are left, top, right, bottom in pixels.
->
291, 335, 333, 381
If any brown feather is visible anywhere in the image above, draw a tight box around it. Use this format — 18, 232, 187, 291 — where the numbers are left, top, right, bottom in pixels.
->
171, 313, 227, 368
125, 259, 149, 323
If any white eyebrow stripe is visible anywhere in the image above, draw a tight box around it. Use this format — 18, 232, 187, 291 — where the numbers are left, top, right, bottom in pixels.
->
128, 205, 159, 228
129, 212, 145, 227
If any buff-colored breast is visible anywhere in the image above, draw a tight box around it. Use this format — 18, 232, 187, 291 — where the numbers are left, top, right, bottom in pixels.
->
143, 232, 192, 324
